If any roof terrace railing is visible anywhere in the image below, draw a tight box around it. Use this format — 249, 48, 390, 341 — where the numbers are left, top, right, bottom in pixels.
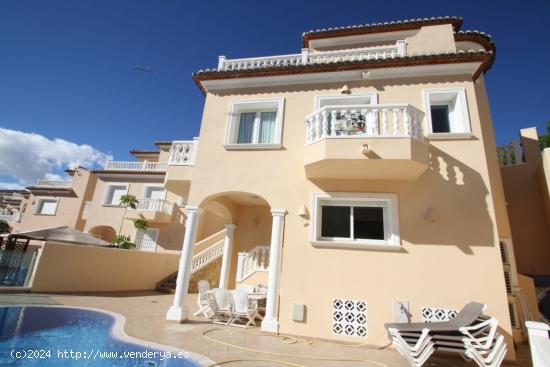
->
35, 180, 72, 188
104, 161, 167, 172
217, 41, 406, 72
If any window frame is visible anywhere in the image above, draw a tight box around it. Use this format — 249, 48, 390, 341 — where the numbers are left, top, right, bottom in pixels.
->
103, 183, 129, 206
225, 98, 285, 150
142, 184, 166, 200
311, 192, 400, 249
34, 197, 59, 216
422, 88, 472, 138
314, 93, 378, 110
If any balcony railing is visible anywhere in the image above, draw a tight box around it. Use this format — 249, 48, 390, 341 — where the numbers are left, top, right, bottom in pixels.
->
35, 180, 72, 188
128, 199, 173, 215
305, 104, 425, 145
218, 41, 406, 71
498, 141, 524, 167
104, 161, 167, 172
3, 193, 24, 201
168, 139, 198, 166
0, 211, 21, 223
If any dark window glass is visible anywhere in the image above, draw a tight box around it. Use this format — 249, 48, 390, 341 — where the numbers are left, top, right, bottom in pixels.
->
430, 105, 451, 133
321, 206, 350, 238
354, 207, 384, 240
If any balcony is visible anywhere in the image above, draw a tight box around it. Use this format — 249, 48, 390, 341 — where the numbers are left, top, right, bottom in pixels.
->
104, 161, 167, 172
304, 104, 429, 180
125, 198, 174, 223
217, 41, 406, 71
27, 180, 73, 190
0, 209, 21, 223
164, 139, 198, 195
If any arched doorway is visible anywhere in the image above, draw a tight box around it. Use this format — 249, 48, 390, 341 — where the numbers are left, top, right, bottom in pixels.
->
88, 226, 116, 243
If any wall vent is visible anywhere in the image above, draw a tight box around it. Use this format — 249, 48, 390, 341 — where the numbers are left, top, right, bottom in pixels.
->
421, 307, 458, 322
332, 298, 368, 337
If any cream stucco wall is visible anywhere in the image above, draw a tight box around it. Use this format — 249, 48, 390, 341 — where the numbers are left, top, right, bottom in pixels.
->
179, 70, 514, 357
17, 168, 97, 232
501, 129, 550, 275
31, 242, 179, 292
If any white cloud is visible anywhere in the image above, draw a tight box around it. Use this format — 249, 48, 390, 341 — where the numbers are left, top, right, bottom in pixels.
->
0, 127, 113, 188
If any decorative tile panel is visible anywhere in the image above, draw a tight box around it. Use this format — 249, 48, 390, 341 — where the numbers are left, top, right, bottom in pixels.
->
332, 298, 367, 337
421, 306, 458, 322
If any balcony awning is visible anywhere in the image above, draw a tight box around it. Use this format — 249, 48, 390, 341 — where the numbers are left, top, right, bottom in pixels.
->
11, 226, 111, 247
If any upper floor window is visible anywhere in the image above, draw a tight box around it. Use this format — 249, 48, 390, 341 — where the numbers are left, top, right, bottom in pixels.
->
104, 184, 128, 205
225, 98, 284, 149
36, 198, 58, 215
311, 192, 400, 249
423, 88, 471, 136
143, 186, 165, 200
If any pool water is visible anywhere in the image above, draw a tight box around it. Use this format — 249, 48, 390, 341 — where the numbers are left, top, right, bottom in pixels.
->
0, 306, 201, 366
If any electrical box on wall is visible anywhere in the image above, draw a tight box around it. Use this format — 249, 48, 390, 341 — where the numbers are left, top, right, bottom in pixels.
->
292, 303, 305, 322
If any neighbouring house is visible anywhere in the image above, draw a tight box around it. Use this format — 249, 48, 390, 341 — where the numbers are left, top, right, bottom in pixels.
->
498, 127, 550, 320
0, 190, 30, 230
83, 142, 187, 253
161, 16, 526, 361
17, 167, 97, 232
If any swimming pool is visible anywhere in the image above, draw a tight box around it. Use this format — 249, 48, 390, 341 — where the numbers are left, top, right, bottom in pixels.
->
0, 306, 209, 366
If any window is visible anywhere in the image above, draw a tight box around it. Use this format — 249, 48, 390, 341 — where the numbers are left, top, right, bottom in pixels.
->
311, 193, 400, 248
144, 186, 165, 200
226, 99, 284, 149
315, 93, 377, 110
36, 198, 58, 215
104, 184, 128, 205
423, 88, 471, 135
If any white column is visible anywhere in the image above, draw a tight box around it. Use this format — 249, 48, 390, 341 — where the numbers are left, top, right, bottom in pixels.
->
261, 208, 287, 333
166, 206, 202, 322
219, 224, 236, 289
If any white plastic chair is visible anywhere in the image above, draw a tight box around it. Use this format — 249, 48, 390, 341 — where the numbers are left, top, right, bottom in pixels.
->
236, 284, 255, 294
208, 288, 233, 325
193, 280, 211, 318
229, 290, 261, 328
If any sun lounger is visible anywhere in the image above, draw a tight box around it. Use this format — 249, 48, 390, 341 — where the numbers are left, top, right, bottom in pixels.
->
385, 302, 507, 367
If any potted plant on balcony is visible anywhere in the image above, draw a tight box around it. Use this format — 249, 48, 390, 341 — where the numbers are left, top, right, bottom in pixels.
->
113, 235, 135, 249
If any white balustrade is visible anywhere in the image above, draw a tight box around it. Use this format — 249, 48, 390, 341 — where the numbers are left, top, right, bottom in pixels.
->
168, 139, 198, 166
236, 245, 270, 282
305, 104, 425, 144
35, 180, 72, 188
218, 41, 405, 71
4, 193, 24, 201
104, 161, 167, 172
191, 239, 225, 274
0, 210, 21, 223
498, 140, 524, 167
128, 199, 173, 215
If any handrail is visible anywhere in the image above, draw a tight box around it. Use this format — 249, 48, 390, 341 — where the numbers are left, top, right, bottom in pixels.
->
35, 180, 72, 187
191, 239, 224, 274
104, 161, 167, 172
305, 103, 425, 144
193, 228, 226, 254
127, 198, 173, 215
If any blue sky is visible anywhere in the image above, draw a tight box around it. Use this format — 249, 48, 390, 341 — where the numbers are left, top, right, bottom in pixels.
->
0, 0, 549, 188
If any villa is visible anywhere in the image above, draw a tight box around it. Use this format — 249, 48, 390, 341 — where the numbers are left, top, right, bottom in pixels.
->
3, 16, 550, 365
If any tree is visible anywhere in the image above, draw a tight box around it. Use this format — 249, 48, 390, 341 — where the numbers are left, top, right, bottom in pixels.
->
134, 219, 148, 230
0, 220, 10, 234
113, 235, 135, 249
117, 194, 139, 235
540, 120, 550, 150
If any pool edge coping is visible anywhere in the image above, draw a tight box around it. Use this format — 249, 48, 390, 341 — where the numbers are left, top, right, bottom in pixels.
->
0, 304, 217, 367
